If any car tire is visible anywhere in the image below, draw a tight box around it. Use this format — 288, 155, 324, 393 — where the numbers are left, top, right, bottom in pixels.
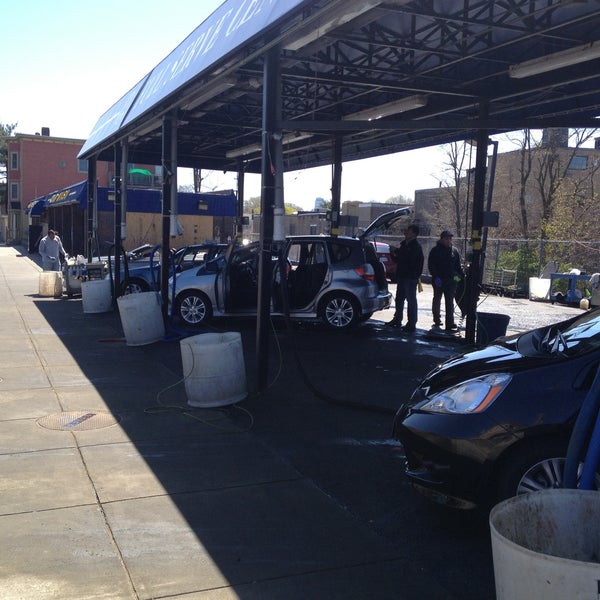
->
495, 439, 599, 503
319, 292, 359, 330
121, 278, 150, 294
177, 290, 213, 326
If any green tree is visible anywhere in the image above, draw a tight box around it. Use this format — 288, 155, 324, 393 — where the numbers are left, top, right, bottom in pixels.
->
285, 203, 303, 214
244, 195, 261, 215
384, 194, 412, 204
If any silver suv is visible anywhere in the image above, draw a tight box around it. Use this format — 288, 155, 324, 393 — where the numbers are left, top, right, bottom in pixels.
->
170, 208, 411, 330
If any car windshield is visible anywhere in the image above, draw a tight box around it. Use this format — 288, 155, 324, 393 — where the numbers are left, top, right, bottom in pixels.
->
518, 309, 600, 357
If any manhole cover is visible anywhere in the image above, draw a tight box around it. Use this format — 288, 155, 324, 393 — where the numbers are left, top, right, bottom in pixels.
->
37, 411, 120, 431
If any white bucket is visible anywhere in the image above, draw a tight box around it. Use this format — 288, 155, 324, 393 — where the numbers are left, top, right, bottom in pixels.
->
117, 291, 165, 346
39, 272, 63, 298
81, 279, 113, 313
529, 277, 551, 301
490, 489, 600, 600
180, 332, 247, 407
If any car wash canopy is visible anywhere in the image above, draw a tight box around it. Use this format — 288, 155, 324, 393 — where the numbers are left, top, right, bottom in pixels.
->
79, 0, 600, 172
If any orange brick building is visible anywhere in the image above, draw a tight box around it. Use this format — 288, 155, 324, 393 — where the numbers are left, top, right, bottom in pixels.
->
5, 128, 161, 249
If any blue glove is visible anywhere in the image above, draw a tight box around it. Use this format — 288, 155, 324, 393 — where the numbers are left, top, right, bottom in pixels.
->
434, 277, 442, 287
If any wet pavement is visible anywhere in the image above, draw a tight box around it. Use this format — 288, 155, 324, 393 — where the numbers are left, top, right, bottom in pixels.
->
0, 245, 584, 599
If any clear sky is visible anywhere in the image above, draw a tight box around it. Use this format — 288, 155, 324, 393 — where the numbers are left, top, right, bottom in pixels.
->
4, 0, 449, 209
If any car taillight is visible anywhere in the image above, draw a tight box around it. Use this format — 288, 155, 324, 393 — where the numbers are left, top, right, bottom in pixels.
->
355, 265, 375, 281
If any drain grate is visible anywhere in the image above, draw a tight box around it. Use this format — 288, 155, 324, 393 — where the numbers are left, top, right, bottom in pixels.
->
37, 411, 120, 431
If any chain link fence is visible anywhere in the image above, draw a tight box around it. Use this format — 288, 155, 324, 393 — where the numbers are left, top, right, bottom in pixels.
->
379, 235, 600, 298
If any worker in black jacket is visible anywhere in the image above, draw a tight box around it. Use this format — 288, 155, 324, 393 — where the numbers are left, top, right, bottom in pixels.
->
387, 224, 424, 332
428, 230, 464, 331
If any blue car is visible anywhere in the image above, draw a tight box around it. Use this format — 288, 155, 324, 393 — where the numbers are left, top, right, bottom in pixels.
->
112, 243, 227, 294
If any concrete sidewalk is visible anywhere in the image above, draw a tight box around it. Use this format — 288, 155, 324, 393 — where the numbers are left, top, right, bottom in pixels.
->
0, 246, 467, 599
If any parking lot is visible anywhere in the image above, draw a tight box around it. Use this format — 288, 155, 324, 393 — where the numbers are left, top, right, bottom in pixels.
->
0, 246, 584, 599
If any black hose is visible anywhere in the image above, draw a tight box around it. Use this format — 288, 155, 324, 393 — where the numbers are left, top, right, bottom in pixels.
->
276, 249, 396, 416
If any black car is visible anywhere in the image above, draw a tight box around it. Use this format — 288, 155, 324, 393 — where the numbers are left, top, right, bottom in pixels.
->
392, 308, 600, 510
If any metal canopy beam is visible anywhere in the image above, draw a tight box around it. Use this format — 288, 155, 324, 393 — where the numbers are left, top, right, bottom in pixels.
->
79, 1, 600, 175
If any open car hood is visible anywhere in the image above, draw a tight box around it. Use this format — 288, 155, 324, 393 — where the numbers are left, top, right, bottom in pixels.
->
358, 207, 412, 240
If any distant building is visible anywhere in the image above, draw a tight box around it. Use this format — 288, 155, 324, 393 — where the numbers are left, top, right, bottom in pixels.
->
7, 128, 236, 254
245, 200, 412, 241
414, 128, 600, 241
341, 201, 412, 232
6, 130, 95, 245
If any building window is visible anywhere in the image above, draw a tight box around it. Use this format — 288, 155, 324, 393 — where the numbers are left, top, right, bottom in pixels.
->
10, 152, 18, 170
10, 183, 19, 200
568, 155, 588, 170
78, 158, 88, 172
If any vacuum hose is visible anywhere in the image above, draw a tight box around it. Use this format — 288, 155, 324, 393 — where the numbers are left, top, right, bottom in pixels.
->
277, 249, 395, 415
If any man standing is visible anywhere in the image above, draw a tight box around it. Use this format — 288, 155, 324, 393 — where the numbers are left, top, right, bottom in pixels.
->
387, 224, 424, 332
428, 230, 464, 331
38, 229, 66, 271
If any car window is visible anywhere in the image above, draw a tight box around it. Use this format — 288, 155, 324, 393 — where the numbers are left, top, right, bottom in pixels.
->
328, 241, 353, 264
182, 249, 209, 269
286, 241, 328, 268
230, 244, 260, 269
312, 242, 327, 264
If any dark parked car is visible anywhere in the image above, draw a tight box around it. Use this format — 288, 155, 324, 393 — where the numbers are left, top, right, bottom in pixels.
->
372, 241, 396, 282
392, 308, 600, 510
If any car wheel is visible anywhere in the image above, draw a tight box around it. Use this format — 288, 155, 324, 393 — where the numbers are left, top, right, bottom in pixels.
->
495, 440, 600, 503
319, 293, 359, 329
122, 279, 150, 294
177, 290, 212, 326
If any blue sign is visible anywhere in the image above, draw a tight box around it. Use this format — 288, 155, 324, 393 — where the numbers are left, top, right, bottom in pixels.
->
46, 181, 88, 208
79, 77, 149, 157
80, 0, 305, 157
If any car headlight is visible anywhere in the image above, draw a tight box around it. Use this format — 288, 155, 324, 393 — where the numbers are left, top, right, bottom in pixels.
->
419, 373, 512, 414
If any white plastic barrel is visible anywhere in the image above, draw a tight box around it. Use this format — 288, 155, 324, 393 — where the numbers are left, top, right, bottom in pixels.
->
117, 291, 165, 346
180, 332, 247, 407
81, 279, 112, 313
529, 277, 551, 301
39, 272, 63, 298
490, 489, 600, 600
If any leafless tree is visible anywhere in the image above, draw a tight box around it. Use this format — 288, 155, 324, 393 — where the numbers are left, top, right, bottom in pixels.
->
435, 141, 473, 238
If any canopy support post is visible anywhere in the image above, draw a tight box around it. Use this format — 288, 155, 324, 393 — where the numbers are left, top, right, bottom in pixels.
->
161, 113, 175, 322
465, 101, 489, 345
256, 45, 281, 392
86, 158, 97, 262
113, 143, 122, 298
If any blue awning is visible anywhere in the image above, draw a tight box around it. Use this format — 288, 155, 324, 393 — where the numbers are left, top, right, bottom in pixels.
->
46, 181, 88, 209
25, 197, 47, 215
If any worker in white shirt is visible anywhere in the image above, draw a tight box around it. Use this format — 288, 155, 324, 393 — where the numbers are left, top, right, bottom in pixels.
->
38, 229, 67, 271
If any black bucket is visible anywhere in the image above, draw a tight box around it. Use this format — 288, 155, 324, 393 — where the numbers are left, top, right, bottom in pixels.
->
476, 312, 510, 346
